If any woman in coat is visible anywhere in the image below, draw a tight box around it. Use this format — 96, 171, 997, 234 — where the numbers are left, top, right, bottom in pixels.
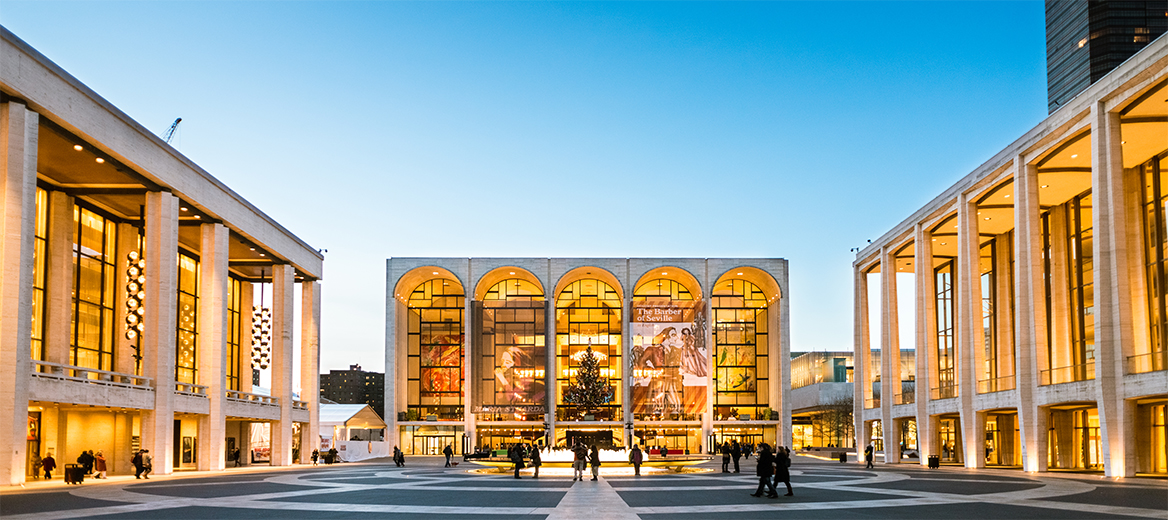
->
629, 444, 644, 476
529, 444, 542, 478
773, 446, 793, 496
588, 445, 601, 481
94, 451, 107, 479
750, 444, 778, 498
509, 444, 526, 479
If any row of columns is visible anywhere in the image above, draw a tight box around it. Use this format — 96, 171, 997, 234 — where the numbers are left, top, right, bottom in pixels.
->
853, 102, 1145, 477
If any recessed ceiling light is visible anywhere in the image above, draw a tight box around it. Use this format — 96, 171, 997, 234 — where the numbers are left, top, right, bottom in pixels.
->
259, 253, 265, 257
984, 217, 991, 220
1041, 185, 1049, 188
73, 144, 83, 151
194, 215, 201, 219
737, 272, 743, 276
940, 242, 947, 246
509, 271, 515, 275
661, 272, 667, 275
180, 207, 188, 211
1070, 154, 1078, 159
432, 271, 439, 275
95, 157, 105, 164
1004, 194, 1011, 198
249, 247, 255, 251
1121, 141, 1126, 144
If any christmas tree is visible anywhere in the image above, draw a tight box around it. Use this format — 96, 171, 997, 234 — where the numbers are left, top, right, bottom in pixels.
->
564, 346, 614, 411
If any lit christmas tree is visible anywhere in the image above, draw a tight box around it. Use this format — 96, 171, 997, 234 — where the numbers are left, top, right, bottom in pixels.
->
564, 345, 614, 412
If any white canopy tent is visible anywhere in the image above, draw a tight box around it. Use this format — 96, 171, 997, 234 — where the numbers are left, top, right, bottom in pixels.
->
319, 404, 388, 462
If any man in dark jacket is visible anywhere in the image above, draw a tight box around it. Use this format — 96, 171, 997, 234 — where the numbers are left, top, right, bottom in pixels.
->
773, 445, 793, 496
443, 444, 453, 467
731, 440, 742, 473
509, 444, 525, 479
750, 443, 778, 498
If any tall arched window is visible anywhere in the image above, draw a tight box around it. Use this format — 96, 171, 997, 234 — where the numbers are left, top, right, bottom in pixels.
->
556, 278, 622, 420
407, 279, 465, 420
631, 278, 705, 421
711, 279, 768, 421
475, 279, 545, 421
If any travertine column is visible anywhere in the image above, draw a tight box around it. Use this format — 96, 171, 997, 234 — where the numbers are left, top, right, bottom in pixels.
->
299, 280, 321, 463
880, 246, 901, 463
914, 224, 937, 464
140, 191, 179, 475
113, 222, 140, 376
624, 292, 635, 447
270, 263, 295, 466
1014, 157, 1048, 472
44, 190, 74, 366
1091, 103, 1135, 477
196, 223, 229, 471
778, 272, 793, 449
956, 192, 984, 468
852, 265, 870, 460
464, 291, 476, 451
0, 101, 38, 485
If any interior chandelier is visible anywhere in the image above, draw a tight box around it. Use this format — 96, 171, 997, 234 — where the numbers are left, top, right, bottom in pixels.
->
251, 269, 272, 370
124, 250, 145, 340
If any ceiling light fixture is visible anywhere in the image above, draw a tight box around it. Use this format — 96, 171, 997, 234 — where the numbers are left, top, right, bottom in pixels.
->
432, 271, 439, 275
1041, 185, 1049, 188
194, 215, 201, 219
984, 217, 991, 220
73, 144, 83, 151
95, 157, 105, 164
1005, 194, 1011, 198
940, 242, 947, 246
737, 272, 743, 276
181, 207, 188, 211
249, 247, 255, 251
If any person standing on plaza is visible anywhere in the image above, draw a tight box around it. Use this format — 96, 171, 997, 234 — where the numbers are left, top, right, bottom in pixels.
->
94, 451, 107, 479
41, 452, 56, 480
864, 443, 874, 469
661, 445, 669, 458
721, 441, 731, 473
141, 450, 153, 479
773, 446, 793, 496
588, 445, 601, 481
328, 447, 338, 464
530, 444, 542, 478
311, 449, 319, 466
132, 450, 144, 478
750, 443, 778, 498
731, 440, 742, 473
629, 444, 643, 476
78, 450, 93, 475
393, 446, 404, 467
444, 444, 454, 468
30, 452, 41, 480
572, 442, 587, 481
508, 444, 525, 479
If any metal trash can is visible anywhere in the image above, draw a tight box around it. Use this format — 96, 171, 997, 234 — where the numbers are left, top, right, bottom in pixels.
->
927, 455, 940, 469
64, 464, 84, 484
838, 452, 847, 463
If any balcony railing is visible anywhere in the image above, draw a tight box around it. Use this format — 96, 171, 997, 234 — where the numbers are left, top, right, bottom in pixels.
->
865, 398, 880, 409
1127, 350, 1167, 374
1039, 362, 1095, 385
175, 382, 208, 397
977, 375, 1016, 394
31, 360, 153, 390
894, 392, 915, 405
226, 390, 280, 406
930, 385, 957, 400
293, 400, 309, 411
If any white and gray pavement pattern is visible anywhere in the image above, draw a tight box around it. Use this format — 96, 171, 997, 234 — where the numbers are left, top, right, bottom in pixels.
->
1, 456, 1164, 520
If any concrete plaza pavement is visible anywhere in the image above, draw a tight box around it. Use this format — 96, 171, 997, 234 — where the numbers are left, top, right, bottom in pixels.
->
1, 455, 1164, 519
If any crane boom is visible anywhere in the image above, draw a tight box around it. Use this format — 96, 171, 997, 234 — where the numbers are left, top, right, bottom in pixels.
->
163, 118, 182, 143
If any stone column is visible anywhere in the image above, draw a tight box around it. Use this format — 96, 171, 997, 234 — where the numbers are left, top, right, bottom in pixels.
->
196, 223, 229, 471
140, 191, 179, 474
113, 222, 140, 376
880, 247, 901, 463
956, 192, 984, 468
43, 189, 73, 366
464, 292, 476, 451
914, 224, 937, 465
778, 272, 793, 449
1013, 156, 1048, 472
852, 265, 869, 460
299, 280, 321, 463
0, 101, 38, 485
239, 282, 254, 393
1091, 103, 1136, 477
270, 263, 295, 466
383, 261, 398, 449
624, 292, 635, 447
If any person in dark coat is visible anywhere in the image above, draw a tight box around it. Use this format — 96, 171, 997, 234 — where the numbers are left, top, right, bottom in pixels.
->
393, 446, 404, 467
731, 440, 742, 473
773, 445, 793, 496
233, 448, 242, 467
328, 447, 338, 464
864, 443, 874, 469
509, 444, 526, 479
588, 445, 601, 481
444, 444, 453, 467
529, 444, 542, 478
629, 444, 643, 476
749, 443, 778, 498
41, 453, 56, 480
721, 441, 731, 473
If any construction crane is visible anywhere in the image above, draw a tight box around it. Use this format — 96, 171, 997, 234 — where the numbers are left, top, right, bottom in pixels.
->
162, 118, 182, 143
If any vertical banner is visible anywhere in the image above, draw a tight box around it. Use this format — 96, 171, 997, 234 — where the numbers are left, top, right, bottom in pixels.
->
631, 301, 707, 416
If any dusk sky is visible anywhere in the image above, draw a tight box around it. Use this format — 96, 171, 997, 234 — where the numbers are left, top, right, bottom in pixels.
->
1, 1, 1049, 373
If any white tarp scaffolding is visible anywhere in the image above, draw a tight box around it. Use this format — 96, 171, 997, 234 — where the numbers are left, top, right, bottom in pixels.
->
319, 404, 389, 462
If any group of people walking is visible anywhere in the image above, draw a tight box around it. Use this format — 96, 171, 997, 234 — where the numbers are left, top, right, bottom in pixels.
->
750, 443, 794, 498
510, 443, 542, 478
29, 450, 111, 481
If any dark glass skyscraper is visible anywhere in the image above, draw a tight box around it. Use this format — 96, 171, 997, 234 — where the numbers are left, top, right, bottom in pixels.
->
1046, 0, 1166, 113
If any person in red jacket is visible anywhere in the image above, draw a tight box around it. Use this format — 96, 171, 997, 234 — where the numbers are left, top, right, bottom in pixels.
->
41, 453, 56, 479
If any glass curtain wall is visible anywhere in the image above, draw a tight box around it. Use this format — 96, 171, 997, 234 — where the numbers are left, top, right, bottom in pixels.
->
407, 279, 465, 421
556, 278, 621, 421
227, 277, 242, 391
176, 252, 199, 384
71, 205, 117, 372
1139, 154, 1168, 373
712, 279, 768, 421
934, 260, 957, 399
980, 242, 999, 392
631, 279, 705, 421
1067, 193, 1095, 382
475, 279, 545, 421
31, 188, 47, 363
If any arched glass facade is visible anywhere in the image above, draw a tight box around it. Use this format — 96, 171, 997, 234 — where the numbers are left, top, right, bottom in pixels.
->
475, 279, 545, 421
556, 278, 622, 421
631, 278, 705, 422
712, 279, 768, 421
406, 278, 465, 421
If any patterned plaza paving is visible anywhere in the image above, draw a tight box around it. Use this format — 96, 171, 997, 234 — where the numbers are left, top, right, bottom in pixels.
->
1, 456, 1164, 520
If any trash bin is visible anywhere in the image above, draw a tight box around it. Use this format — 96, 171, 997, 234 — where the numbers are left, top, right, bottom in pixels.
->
64, 464, 84, 484
927, 455, 940, 469
838, 452, 847, 463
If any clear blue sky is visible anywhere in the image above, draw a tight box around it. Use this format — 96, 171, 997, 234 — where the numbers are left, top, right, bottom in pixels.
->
2, 1, 1048, 372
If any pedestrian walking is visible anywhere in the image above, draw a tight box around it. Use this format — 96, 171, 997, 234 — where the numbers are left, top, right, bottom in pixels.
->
232, 448, 242, 467
750, 443, 778, 498
572, 443, 587, 481
132, 450, 144, 478
530, 444, 542, 478
661, 445, 669, 458
328, 447, 338, 464
94, 451, 107, 479
731, 440, 742, 473
864, 443, 874, 469
629, 444, 643, 476
78, 450, 94, 475
588, 445, 601, 481
30, 452, 41, 480
509, 444, 525, 479
393, 446, 405, 467
141, 450, 153, 479
721, 441, 731, 473
444, 444, 454, 467
773, 446, 793, 496
41, 453, 56, 480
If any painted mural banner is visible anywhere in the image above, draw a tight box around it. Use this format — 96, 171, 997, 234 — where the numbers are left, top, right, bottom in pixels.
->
473, 302, 548, 414
631, 301, 707, 416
